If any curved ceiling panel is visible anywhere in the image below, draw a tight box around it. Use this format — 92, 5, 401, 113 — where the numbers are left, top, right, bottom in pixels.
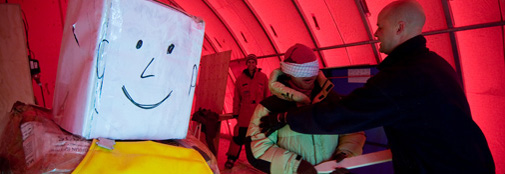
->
502, 1, 505, 20
365, 0, 450, 33
201, 35, 216, 55
206, 0, 277, 59
297, 0, 379, 66
323, 0, 371, 43
450, 0, 502, 27
321, 49, 353, 66
168, 0, 245, 60
325, 0, 381, 65
345, 44, 378, 65
458, 26, 505, 96
419, 0, 447, 31
247, 0, 315, 55
296, 0, 342, 66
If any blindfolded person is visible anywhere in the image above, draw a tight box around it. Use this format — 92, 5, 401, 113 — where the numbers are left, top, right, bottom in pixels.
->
246, 43, 366, 174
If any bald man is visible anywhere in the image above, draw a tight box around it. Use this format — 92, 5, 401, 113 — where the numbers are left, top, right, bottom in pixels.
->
259, 0, 495, 173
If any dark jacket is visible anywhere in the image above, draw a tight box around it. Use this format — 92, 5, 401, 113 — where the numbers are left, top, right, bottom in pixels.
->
285, 35, 495, 173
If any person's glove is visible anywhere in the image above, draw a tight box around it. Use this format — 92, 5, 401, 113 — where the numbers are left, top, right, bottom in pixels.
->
329, 151, 351, 174
259, 112, 287, 136
296, 159, 317, 174
332, 151, 349, 163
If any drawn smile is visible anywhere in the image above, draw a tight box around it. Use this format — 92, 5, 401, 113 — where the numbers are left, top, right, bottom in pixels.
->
122, 85, 173, 109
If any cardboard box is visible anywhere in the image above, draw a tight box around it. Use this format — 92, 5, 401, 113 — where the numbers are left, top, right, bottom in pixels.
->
53, 0, 205, 139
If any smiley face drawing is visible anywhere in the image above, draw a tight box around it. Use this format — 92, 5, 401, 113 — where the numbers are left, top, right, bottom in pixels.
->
93, 1, 202, 113
120, 40, 176, 109
79, 0, 204, 139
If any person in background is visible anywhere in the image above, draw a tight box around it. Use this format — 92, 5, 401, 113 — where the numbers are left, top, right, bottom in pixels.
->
259, 0, 495, 173
225, 54, 270, 169
246, 43, 365, 174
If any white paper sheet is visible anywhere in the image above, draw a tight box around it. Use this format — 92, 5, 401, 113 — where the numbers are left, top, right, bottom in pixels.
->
314, 149, 392, 173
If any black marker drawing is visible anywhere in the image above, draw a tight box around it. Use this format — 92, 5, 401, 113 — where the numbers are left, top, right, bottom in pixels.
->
72, 24, 80, 47
96, 39, 109, 79
167, 43, 175, 54
92, 3, 112, 114
189, 64, 197, 95
122, 85, 173, 109
141, 58, 155, 78
95, 79, 104, 114
122, 41, 175, 109
94, 39, 109, 114
136, 40, 143, 49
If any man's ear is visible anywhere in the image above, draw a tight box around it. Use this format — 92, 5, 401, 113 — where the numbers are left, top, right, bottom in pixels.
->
396, 21, 405, 34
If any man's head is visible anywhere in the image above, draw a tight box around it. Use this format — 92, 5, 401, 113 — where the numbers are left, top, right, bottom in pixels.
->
246, 54, 258, 72
281, 44, 319, 90
374, 0, 426, 54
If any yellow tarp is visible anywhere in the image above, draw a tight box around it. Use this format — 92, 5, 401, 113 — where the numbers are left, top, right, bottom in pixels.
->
72, 139, 212, 174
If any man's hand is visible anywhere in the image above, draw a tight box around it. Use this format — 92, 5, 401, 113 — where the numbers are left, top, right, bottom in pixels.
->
259, 112, 287, 136
330, 151, 351, 174
332, 151, 349, 163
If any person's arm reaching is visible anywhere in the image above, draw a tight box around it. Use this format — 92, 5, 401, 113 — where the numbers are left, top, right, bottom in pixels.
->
261, 82, 400, 135
247, 104, 316, 174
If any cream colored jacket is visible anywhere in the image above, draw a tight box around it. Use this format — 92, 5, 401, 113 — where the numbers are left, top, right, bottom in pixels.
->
247, 69, 366, 174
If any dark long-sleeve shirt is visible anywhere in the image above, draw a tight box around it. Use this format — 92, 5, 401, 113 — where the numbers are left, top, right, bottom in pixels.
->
286, 35, 495, 173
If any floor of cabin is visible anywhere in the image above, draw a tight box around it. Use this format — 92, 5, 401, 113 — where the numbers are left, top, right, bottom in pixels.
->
217, 135, 265, 174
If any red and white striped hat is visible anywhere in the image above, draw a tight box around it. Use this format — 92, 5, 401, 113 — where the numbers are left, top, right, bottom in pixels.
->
281, 43, 319, 77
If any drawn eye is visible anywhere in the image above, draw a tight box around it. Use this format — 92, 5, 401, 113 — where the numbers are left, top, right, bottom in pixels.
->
167, 44, 175, 54
136, 40, 143, 49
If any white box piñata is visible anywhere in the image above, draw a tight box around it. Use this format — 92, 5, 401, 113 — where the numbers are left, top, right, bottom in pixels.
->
53, 0, 205, 139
